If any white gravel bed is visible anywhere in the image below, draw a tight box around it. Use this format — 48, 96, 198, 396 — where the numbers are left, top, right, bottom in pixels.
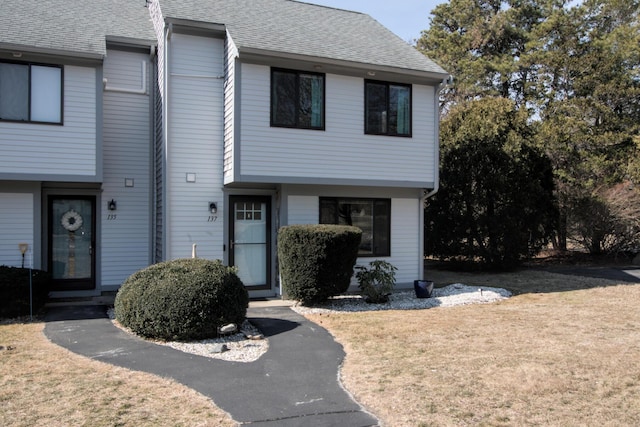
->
106, 284, 509, 362
291, 283, 512, 315
161, 322, 268, 363
107, 308, 268, 362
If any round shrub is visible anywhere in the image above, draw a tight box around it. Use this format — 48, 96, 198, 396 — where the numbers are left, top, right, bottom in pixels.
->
278, 224, 362, 305
114, 258, 248, 341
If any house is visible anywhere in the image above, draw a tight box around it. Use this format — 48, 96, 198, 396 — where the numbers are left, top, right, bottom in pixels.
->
0, 0, 449, 299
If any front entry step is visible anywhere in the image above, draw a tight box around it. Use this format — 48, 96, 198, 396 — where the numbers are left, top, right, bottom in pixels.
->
46, 291, 116, 307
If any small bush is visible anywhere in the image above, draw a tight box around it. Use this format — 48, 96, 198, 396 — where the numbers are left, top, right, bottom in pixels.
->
278, 224, 361, 305
355, 260, 397, 303
114, 258, 248, 341
0, 266, 50, 319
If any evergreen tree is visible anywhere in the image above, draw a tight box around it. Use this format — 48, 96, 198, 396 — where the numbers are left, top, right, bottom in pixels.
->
419, 0, 640, 253
425, 98, 557, 268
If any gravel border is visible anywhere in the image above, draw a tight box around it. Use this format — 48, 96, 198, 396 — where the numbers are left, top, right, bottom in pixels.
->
291, 283, 512, 315
107, 308, 268, 363
107, 284, 510, 362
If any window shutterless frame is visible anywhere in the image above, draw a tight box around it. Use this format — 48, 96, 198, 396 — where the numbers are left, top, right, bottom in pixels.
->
319, 197, 391, 257
270, 68, 325, 130
364, 79, 412, 137
0, 60, 63, 125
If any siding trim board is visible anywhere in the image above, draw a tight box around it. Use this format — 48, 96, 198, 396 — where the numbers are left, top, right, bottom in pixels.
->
235, 175, 435, 189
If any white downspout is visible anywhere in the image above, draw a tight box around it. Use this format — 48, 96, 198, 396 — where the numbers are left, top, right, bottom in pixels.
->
420, 75, 450, 280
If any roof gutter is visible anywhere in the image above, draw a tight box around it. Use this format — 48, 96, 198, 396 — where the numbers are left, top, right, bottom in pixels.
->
0, 42, 103, 65
238, 47, 450, 85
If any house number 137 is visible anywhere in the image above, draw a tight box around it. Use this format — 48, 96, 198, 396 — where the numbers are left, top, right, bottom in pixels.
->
208, 215, 218, 222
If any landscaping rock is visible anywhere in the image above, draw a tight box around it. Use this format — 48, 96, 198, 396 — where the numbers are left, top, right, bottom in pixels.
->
209, 343, 228, 354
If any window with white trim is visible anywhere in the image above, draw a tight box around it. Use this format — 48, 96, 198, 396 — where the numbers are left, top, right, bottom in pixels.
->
0, 61, 63, 124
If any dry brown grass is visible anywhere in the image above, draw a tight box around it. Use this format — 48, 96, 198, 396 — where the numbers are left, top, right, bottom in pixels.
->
306, 270, 640, 426
2, 269, 639, 426
0, 321, 235, 427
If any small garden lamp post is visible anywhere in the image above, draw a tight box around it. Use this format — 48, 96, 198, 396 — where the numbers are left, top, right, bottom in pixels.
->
18, 243, 33, 320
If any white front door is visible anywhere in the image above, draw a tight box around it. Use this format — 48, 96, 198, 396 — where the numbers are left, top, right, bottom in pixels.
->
229, 196, 271, 290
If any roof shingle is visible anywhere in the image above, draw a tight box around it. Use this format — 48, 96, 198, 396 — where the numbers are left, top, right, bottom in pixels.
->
160, 0, 447, 75
0, 0, 447, 77
0, 0, 155, 58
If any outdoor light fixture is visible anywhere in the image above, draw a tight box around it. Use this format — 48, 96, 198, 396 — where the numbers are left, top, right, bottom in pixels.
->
209, 202, 217, 214
19, 243, 29, 268
108, 199, 117, 211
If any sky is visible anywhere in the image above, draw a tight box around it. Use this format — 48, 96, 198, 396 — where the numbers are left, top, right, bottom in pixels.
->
305, 0, 446, 43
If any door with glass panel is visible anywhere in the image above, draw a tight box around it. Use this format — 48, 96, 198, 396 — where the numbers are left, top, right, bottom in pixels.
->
229, 196, 271, 290
48, 197, 95, 290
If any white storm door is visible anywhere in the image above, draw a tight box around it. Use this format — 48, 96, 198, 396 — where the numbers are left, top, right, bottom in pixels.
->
230, 196, 271, 290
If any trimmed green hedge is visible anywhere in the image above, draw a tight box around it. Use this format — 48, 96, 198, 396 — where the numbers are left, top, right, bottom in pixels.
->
114, 258, 248, 341
278, 224, 362, 305
0, 266, 50, 319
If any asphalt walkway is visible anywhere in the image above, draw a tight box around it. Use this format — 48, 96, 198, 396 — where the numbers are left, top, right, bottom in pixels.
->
44, 304, 379, 427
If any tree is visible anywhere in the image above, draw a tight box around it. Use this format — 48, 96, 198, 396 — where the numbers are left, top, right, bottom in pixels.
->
569, 182, 640, 254
530, 0, 640, 250
419, 0, 640, 254
417, 0, 545, 110
425, 98, 557, 269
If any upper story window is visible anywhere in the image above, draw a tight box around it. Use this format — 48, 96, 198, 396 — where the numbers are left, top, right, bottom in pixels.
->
320, 197, 391, 257
271, 68, 324, 130
0, 61, 63, 124
365, 80, 411, 137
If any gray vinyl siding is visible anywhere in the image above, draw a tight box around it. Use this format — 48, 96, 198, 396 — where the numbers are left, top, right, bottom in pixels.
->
0, 66, 98, 179
150, 0, 166, 262
282, 185, 422, 288
389, 197, 422, 286
101, 49, 152, 287
235, 64, 437, 186
0, 192, 34, 268
166, 33, 225, 260
223, 35, 238, 183
286, 195, 319, 225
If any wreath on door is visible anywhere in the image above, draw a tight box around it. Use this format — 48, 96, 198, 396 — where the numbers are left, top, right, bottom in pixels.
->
61, 209, 83, 232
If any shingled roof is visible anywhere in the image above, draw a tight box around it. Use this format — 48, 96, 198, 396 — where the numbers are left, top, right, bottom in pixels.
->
0, 0, 447, 78
0, 0, 155, 59
160, 0, 447, 77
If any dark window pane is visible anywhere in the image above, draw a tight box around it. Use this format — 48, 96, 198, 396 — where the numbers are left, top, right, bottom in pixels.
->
299, 73, 323, 128
347, 200, 374, 255
0, 63, 29, 121
389, 85, 410, 135
365, 82, 387, 134
320, 199, 337, 223
373, 200, 391, 256
271, 71, 297, 126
